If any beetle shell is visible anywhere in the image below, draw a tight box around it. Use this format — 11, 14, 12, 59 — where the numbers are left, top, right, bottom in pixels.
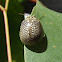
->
19, 16, 44, 46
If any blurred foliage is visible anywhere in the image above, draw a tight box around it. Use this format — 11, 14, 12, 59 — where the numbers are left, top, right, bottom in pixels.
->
18, 0, 26, 3
0, 0, 25, 62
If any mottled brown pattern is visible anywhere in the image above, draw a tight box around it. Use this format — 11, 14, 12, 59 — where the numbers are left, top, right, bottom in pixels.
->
19, 16, 44, 46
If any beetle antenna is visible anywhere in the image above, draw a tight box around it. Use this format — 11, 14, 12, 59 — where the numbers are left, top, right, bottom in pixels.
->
18, 13, 24, 15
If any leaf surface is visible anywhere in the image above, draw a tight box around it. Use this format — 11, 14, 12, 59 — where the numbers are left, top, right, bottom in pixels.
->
24, 1, 62, 62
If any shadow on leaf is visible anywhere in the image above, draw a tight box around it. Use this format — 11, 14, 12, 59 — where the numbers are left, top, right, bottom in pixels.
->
25, 34, 48, 53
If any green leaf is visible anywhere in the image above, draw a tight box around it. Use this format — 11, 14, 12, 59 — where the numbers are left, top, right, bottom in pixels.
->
24, 1, 62, 62
0, 0, 24, 62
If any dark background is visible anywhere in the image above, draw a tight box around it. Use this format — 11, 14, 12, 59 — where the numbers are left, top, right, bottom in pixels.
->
22, 0, 62, 13
41, 0, 62, 12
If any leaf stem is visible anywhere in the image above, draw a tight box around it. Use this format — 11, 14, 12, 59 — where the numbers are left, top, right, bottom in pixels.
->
3, 9, 12, 62
0, 5, 4, 11
0, 0, 12, 62
5, 0, 9, 11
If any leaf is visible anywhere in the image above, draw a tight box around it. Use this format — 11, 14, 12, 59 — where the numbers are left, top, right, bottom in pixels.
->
0, 0, 24, 62
24, 1, 62, 62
